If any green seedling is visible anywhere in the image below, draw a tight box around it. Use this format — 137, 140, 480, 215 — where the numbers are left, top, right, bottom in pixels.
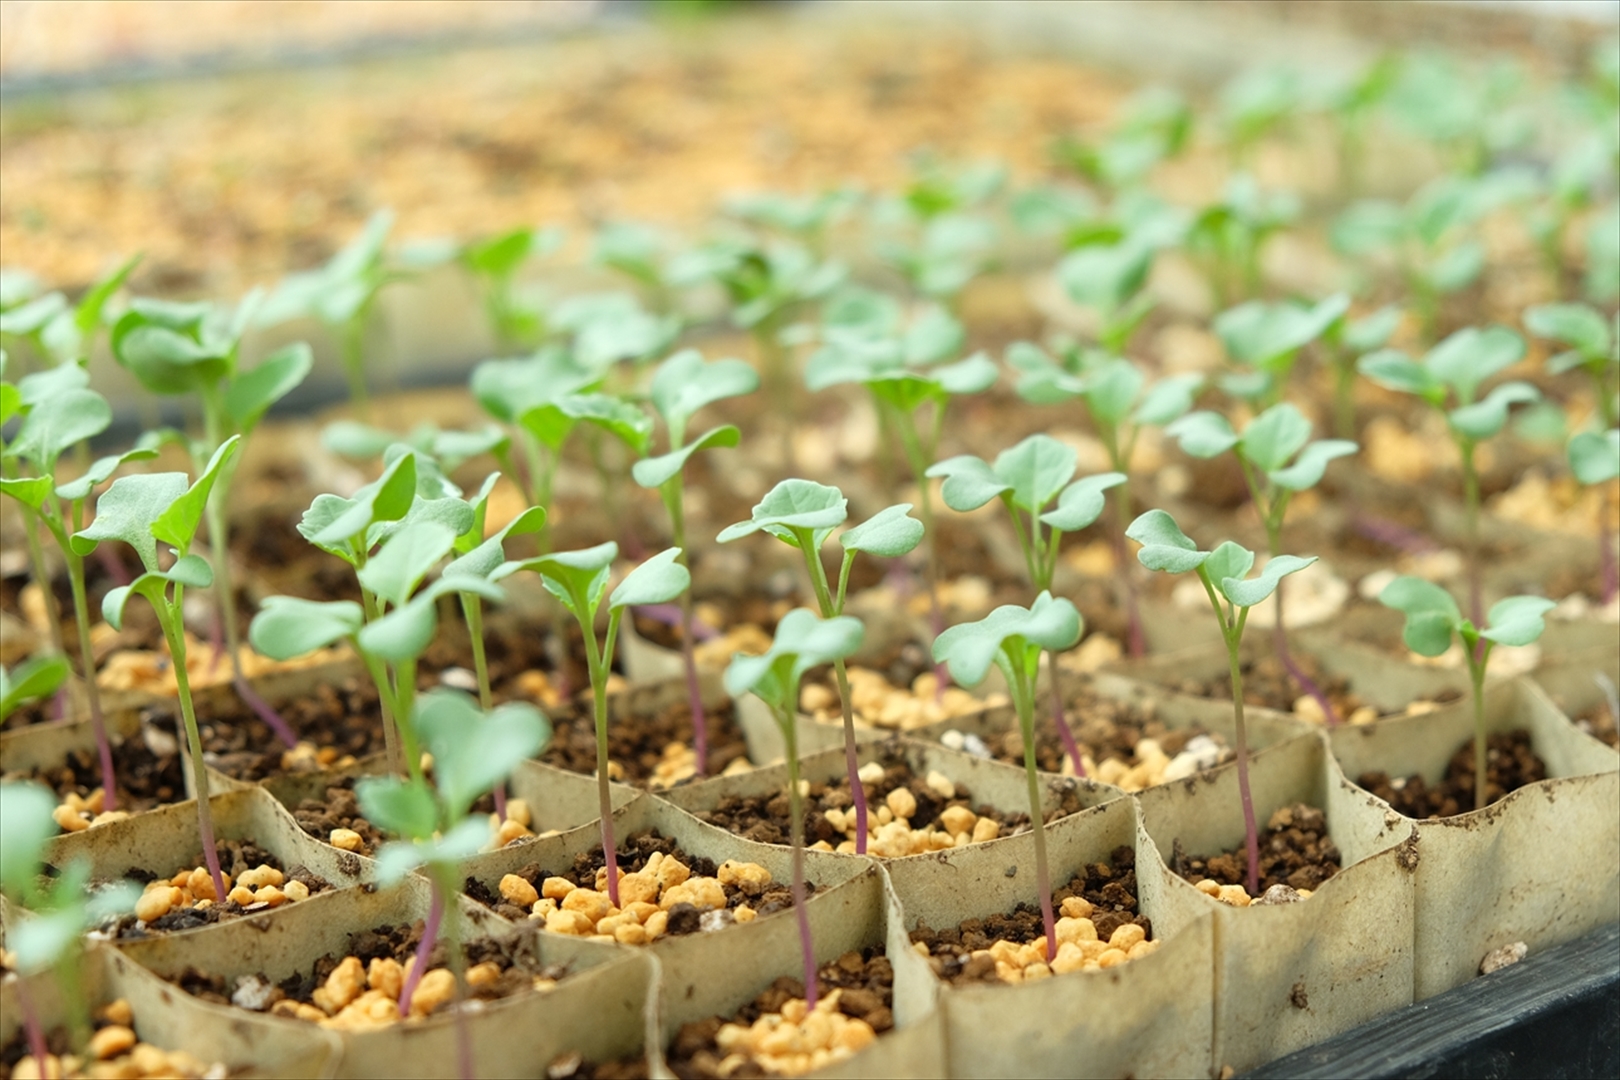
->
927, 434, 1122, 771
592, 221, 692, 314
460, 225, 563, 350
3, 374, 158, 802
0, 254, 139, 370
1380, 579, 1554, 811
258, 210, 398, 412
1322, 305, 1402, 438
1166, 403, 1357, 723
357, 690, 548, 1078
111, 294, 313, 743
719, 479, 922, 853
1359, 325, 1539, 623
321, 419, 510, 474
551, 292, 681, 374
1055, 231, 1160, 354
898, 157, 1006, 221
0, 656, 70, 721
1186, 174, 1300, 305
1126, 510, 1316, 895
1213, 293, 1351, 406
1218, 66, 1301, 169
1526, 302, 1618, 431
1524, 133, 1614, 292
1319, 55, 1398, 196
71, 436, 243, 901
632, 348, 759, 776
1385, 54, 1531, 177
0, 781, 139, 1066
1054, 86, 1192, 193
1006, 343, 1203, 656
1585, 202, 1619, 304
1568, 427, 1620, 604
725, 188, 859, 254
932, 592, 1082, 959
724, 608, 864, 1008
492, 545, 689, 907
877, 213, 998, 308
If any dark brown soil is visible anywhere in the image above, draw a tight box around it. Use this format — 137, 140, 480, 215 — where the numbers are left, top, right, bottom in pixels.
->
985, 687, 1227, 778
289, 779, 387, 857
1573, 703, 1618, 749
3, 726, 183, 814
663, 947, 895, 1079
172, 920, 566, 1016
909, 846, 1153, 986
1164, 648, 1366, 719
174, 680, 389, 784
692, 750, 1080, 849
105, 838, 334, 939
544, 1054, 650, 1080
540, 699, 749, 788
464, 829, 808, 931
1, 1000, 151, 1079
1171, 803, 1342, 898
1356, 729, 1549, 818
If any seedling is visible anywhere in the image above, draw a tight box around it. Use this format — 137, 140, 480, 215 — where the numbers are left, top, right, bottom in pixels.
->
1320, 55, 1398, 196
0, 656, 69, 721
724, 608, 864, 1008
111, 294, 312, 744
321, 418, 510, 474
0, 254, 139, 370
460, 225, 563, 350
725, 188, 858, 254
632, 348, 759, 775
71, 436, 244, 901
1126, 510, 1316, 895
1385, 54, 1530, 177
1218, 66, 1301, 170
927, 434, 1123, 770
492, 545, 689, 907
0, 781, 139, 1065
877, 213, 998, 309
932, 592, 1082, 959
1055, 231, 1160, 354
1322, 305, 1402, 438
1185, 174, 1300, 305
719, 479, 922, 853
1166, 403, 1357, 723
1526, 303, 1618, 431
357, 690, 548, 1078
1213, 293, 1351, 406
3, 376, 158, 801
1359, 325, 1539, 623
1054, 86, 1192, 193
1568, 427, 1620, 604
1380, 579, 1554, 810
1006, 343, 1203, 655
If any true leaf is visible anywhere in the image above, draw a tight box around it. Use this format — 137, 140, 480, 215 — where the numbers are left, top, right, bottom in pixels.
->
356, 594, 439, 663
249, 597, 364, 659
1425, 326, 1526, 402
1079, 359, 1142, 424
224, 343, 312, 432
7, 389, 110, 472
444, 506, 546, 581
55, 448, 159, 502
496, 542, 618, 616
1166, 411, 1239, 459
1239, 403, 1314, 472
609, 547, 690, 611
70, 472, 189, 568
995, 434, 1078, 511
0, 657, 70, 721
356, 522, 457, 609
417, 690, 550, 818
151, 435, 241, 554
650, 351, 758, 442
840, 504, 924, 558
1203, 541, 1256, 590
305, 452, 417, 548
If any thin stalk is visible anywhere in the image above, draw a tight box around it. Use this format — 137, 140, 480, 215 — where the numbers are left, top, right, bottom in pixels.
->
460, 593, 506, 820
661, 481, 709, 776
891, 403, 950, 697
1046, 648, 1085, 776
1460, 441, 1484, 630
1333, 353, 1357, 440
1467, 644, 1490, 813
1013, 673, 1057, 961
1601, 486, 1618, 606
398, 884, 444, 1018
65, 549, 117, 809
159, 601, 227, 902
756, 315, 795, 473
17, 975, 50, 1073
433, 865, 475, 1080
341, 313, 371, 419
1220, 609, 1261, 898
393, 658, 424, 788
359, 589, 403, 774
798, 541, 870, 852
783, 707, 818, 1009
589, 611, 621, 908
20, 507, 66, 656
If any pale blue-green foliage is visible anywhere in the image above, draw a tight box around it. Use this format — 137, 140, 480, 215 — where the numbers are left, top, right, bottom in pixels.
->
72, 436, 241, 572
1569, 429, 1620, 485
717, 479, 847, 547
686, 237, 845, 329
4, 388, 110, 475
470, 345, 651, 456
1007, 345, 1202, 433
0, 781, 58, 898
1167, 403, 1356, 492
257, 211, 395, 328
552, 292, 679, 369
879, 212, 997, 299
1359, 326, 1538, 440
495, 544, 687, 625
840, 503, 924, 559
1125, 509, 1315, 609
1526, 303, 1614, 375
250, 596, 365, 660
726, 188, 858, 239
928, 434, 1125, 531
0, 656, 70, 721
1214, 293, 1350, 400
648, 349, 759, 446
932, 592, 1081, 690
633, 426, 740, 491
1379, 576, 1554, 657
0, 254, 138, 365
806, 296, 994, 409
299, 451, 418, 560
322, 419, 509, 473
723, 608, 865, 712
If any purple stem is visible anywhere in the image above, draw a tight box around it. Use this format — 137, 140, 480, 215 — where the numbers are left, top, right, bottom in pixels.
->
492, 784, 508, 822
1351, 514, 1436, 554
196, 806, 228, 909
97, 543, 132, 587
50, 686, 68, 722
234, 675, 300, 749
1272, 579, 1338, 726
398, 888, 444, 1018
1047, 653, 1086, 776
1112, 520, 1146, 658
832, 662, 868, 855
632, 603, 718, 641
682, 632, 709, 778
17, 975, 50, 1072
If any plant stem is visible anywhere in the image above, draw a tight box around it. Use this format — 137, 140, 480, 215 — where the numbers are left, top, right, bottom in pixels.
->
460, 593, 505, 819
892, 403, 950, 698
159, 602, 227, 903
65, 548, 117, 809
432, 865, 475, 1080
16, 974, 50, 1072
1333, 353, 1357, 440
1271, 573, 1338, 727
756, 315, 795, 474
358, 589, 403, 774
1460, 440, 1484, 631
341, 313, 371, 419
20, 507, 66, 656
1046, 648, 1086, 776
1467, 643, 1490, 813
1223, 620, 1261, 898
588, 612, 620, 908
398, 884, 443, 1018
1601, 486, 1618, 607
782, 707, 817, 1010
1013, 672, 1057, 961
798, 542, 870, 853
662, 481, 709, 776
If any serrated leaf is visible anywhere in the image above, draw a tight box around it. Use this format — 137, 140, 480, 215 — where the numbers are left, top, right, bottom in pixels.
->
650, 351, 758, 442
1240, 403, 1314, 473
1448, 381, 1540, 440
0, 657, 70, 721
632, 425, 740, 490
1041, 472, 1126, 532
1269, 439, 1357, 490
1219, 553, 1316, 607
610, 547, 690, 611
357, 777, 440, 842
1425, 326, 1526, 402
994, 434, 1077, 512
249, 596, 363, 660
841, 504, 924, 558
71, 472, 189, 568
1569, 429, 1620, 485
1165, 411, 1239, 459
1125, 509, 1211, 574
151, 434, 240, 554
718, 480, 847, 544
54, 448, 158, 503
224, 343, 312, 432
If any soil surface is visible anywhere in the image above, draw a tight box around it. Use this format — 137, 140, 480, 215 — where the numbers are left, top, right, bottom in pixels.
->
1356, 730, 1549, 818
910, 845, 1152, 986
0, 1000, 189, 1080
984, 688, 1227, 779
1171, 803, 1342, 898
664, 947, 895, 1079
1163, 648, 1366, 719
692, 751, 1080, 849
464, 829, 808, 932
4, 726, 184, 814
540, 699, 750, 788
106, 839, 333, 939
288, 779, 388, 857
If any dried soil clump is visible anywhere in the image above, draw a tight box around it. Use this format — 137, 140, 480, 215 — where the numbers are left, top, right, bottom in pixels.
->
1357, 729, 1549, 818
695, 753, 1080, 856
541, 701, 750, 788
108, 840, 332, 939
910, 846, 1155, 985
289, 779, 388, 857
1171, 803, 1342, 901
662, 947, 895, 1079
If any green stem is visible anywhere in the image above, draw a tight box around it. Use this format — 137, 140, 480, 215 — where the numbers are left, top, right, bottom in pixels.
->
19, 506, 66, 657
66, 548, 117, 809
157, 598, 227, 902
756, 314, 795, 473
798, 538, 870, 853
1460, 440, 1483, 628
394, 658, 423, 787
1011, 670, 1056, 961
781, 703, 818, 1010
341, 312, 371, 419
461, 595, 492, 711
1467, 637, 1491, 813
358, 589, 402, 774
591, 608, 621, 908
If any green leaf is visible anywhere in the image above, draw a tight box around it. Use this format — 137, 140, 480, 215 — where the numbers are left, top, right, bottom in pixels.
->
471, 350, 598, 424
0, 292, 67, 337
374, 819, 492, 886
444, 505, 546, 581
1479, 595, 1555, 647
151, 434, 241, 555
16, 363, 89, 406
1077, 358, 1142, 425
70, 471, 189, 568
1125, 509, 1211, 574
1132, 373, 1203, 427
841, 504, 924, 558
356, 522, 457, 609
305, 452, 417, 548
650, 351, 758, 442
1269, 439, 1357, 491
1165, 411, 1239, 459
1569, 429, 1620, 485
925, 455, 1009, 512
1448, 381, 1540, 441
1041, 472, 1126, 532
933, 353, 999, 396
1342, 306, 1402, 353
102, 557, 212, 629
1425, 326, 1526, 402
0, 381, 18, 426
902, 305, 966, 365
1203, 541, 1255, 590
1058, 238, 1152, 311
416, 690, 550, 818
717, 479, 847, 544
112, 319, 229, 396
0, 476, 54, 512
462, 226, 550, 278
1358, 349, 1443, 401
1525, 302, 1611, 360
562, 393, 654, 455
932, 591, 1081, 688
632, 425, 740, 490
249, 596, 364, 659
1424, 241, 1485, 294
224, 343, 312, 433
73, 253, 142, 336
54, 448, 159, 503
1379, 575, 1461, 657
994, 434, 1078, 512
723, 608, 864, 704
609, 547, 690, 611
356, 593, 439, 663
7, 388, 110, 473
0, 781, 58, 896
496, 542, 618, 618
1240, 403, 1314, 473
1215, 294, 1350, 369
356, 777, 440, 842
1219, 553, 1316, 608
0, 657, 70, 722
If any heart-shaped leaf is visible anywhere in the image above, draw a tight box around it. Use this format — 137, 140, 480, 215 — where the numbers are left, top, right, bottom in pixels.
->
650, 351, 759, 444
373, 818, 491, 886
1379, 576, 1462, 657
840, 504, 924, 558
497, 542, 618, 618
102, 555, 213, 629
249, 596, 364, 659
1125, 509, 1211, 574
1040, 472, 1126, 532
224, 343, 312, 433
71, 472, 189, 569
926, 455, 1010, 513
1165, 411, 1239, 460
1569, 429, 1620, 485
1219, 553, 1316, 608
112, 319, 229, 396
1133, 372, 1203, 427
632, 425, 740, 490
357, 522, 457, 609
717, 480, 847, 544
151, 434, 241, 555
723, 608, 864, 705
932, 592, 1081, 688
994, 434, 1078, 512
356, 776, 440, 842
1448, 381, 1540, 441
54, 447, 159, 503
1425, 326, 1526, 402
1479, 595, 1556, 647
610, 547, 690, 611
7, 388, 110, 473
1239, 403, 1314, 473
